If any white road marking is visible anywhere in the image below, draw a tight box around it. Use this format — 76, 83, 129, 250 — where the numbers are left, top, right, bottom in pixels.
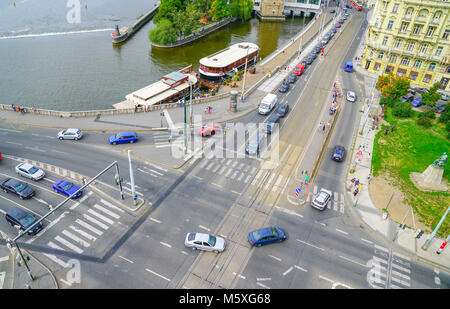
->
68, 225, 97, 242
319, 275, 334, 283
118, 255, 134, 264
82, 214, 109, 230
199, 225, 210, 232
212, 183, 222, 188
145, 268, 171, 282
336, 228, 348, 235
232, 272, 246, 279
6, 141, 22, 146
75, 219, 103, 236
0, 256, 9, 263
87, 209, 114, 225
160, 242, 172, 248
149, 217, 161, 224
283, 266, 294, 276
296, 239, 325, 251
0, 272, 5, 289
339, 255, 367, 268
231, 190, 240, 195
268, 255, 282, 262
137, 168, 157, 177
94, 204, 120, 219
294, 265, 308, 272
256, 282, 270, 289
100, 199, 124, 213
256, 278, 271, 281
361, 238, 373, 245
54, 236, 83, 254
193, 175, 203, 181
61, 230, 90, 248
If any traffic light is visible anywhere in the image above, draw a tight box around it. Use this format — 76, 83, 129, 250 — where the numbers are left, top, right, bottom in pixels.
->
17, 256, 30, 267
415, 229, 424, 239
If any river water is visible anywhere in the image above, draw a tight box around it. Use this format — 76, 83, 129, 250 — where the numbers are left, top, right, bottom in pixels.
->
0, 0, 312, 111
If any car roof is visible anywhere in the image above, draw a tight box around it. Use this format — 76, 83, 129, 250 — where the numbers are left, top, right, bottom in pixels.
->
6, 207, 28, 218
18, 163, 34, 170
117, 132, 137, 136
192, 233, 210, 242
66, 128, 80, 132
255, 227, 277, 238
6, 178, 21, 186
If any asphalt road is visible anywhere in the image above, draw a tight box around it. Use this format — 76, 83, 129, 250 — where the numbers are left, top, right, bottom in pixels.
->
0, 7, 449, 289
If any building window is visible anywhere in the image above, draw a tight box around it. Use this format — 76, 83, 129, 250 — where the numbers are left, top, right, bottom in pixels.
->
392, 3, 399, 13
387, 20, 394, 30
394, 39, 402, 48
389, 54, 397, 63
443, 30, 449, 40
410, 72, 418, 80
413, 60, 422, 68
413, 25, 421, 35
406, 8, 413, 16
401, 22, 408, 32
429, 63, 436, 71
423, 75, 431, 83
419, 9, 428, 18
383, 1, 388, 10
435, 46, 443, 57
375, 18, 380, 27
370, 50, 374, 57
378, 52, 384, 59
401, 57, 410, 66
426, 27, 435, 37
419, 44, 428, 54
374, 63, 381, 71
446, 66, 450, 74
433, 11, 441, 20
407, 42, 415, 51
382, 36, 389, 46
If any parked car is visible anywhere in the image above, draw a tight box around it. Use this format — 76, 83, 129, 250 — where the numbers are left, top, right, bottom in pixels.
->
276, 103, 289, 117
287, 73, 297, 84
331, 28, 337, 34
400, 93, 415, 103
313, 46, 321, 54
0, 178, 35, 199
411, 97, 423, 107
434, 100, 448, 113
310, 52, 318, 60
344, 61, 353, 72
344, 12, 350, 17
5, 208, 42, 235
301, 60, 308, 68
53, 179, 82, 199
330, 9, 336, 13
184, 232, 225, 253
311, 189, 331, 210
346, 91, 356, 102
294, 63, 305, 76
109, 132, 138, 145
198, 123, 221, 136
338, 19, 345, 24
15, 163, 45, 181
279, 80, 290, 93
57, 128, 83, 140
248, 226, 286, 247
305, 57, 314, 65
259, 93, 278, 115
335, 23, 341, 28
331, 145, 346, 162
264, 113, 280, 134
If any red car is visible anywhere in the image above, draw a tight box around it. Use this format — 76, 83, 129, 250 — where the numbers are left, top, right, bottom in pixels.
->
335, 23, 341, 28
198, 123, 221, 136
294, 64, 305, 76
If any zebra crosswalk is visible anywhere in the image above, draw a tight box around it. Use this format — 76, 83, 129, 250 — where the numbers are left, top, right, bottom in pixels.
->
307, 185, 345, 214
42, 198, 125, 268
368, 245, 412, 289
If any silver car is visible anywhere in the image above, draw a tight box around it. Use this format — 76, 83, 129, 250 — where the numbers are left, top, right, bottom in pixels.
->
15, 163, 45, 181
346, 91, 356, 102
311, 189, 332, 210
184, 232, 226, 253
57, 128, 83, 140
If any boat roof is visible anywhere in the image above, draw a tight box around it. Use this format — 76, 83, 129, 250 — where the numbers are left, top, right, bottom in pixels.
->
200, 42, 259, 68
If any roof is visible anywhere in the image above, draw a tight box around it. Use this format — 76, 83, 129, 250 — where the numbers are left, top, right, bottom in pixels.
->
7, 207, 27, 218
200, 43, 259, 68
163, 72, 187, 83
194, 233, 210, 242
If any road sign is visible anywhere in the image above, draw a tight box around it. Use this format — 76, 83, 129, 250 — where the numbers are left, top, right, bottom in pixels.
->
295, 188, 301, 198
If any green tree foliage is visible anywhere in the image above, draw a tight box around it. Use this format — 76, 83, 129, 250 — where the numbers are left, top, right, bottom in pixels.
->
209, 0, 231, 21
439, 108, 450, 123
230, 0, 253, 21
148, 18, 178, 44
392, 101, 413, 118
422, 82, 442, 107
153, 0, 185, 24
376, 72, 410, 99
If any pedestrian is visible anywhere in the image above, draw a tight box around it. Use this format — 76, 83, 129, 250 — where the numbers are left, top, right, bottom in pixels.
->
11, 104, 16, 112
134, 105, 138, 112
204, 107, 208, 114
391, 124, 395, 132
319, 122, 323, 131
19, 105, 25, 114
384, 128, 389, 135
367, 174, 371, 182
17, 105, 21, 113
353, 187, 359, 197
305, 174, 310, 184
355, 179, 360, 186
375, 117, 379, 126
322, 123, 326, 132
32, 105, 36, 114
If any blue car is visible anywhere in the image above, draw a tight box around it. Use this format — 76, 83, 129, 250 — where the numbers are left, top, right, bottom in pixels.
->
411, 97, 423, 107
248, 226, 287, 247
53, 180, 82, 199
344, 61, 353, 72
109, 132, 138, 145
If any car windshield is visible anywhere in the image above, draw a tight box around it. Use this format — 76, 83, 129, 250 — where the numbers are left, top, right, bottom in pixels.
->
63, 183, 74, 191
28, 167, 39, 174
270, 227, 279, 237
188, 233, 196, 241
14, 182, 27, 192
19, 214, 36, 228
115, 133, 122, 139
251, 230, 262, 241
208, 235, 216, 247
260, 103, 269, 110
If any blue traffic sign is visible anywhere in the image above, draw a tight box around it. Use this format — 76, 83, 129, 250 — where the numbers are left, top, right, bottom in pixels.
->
296, 188, 301, 194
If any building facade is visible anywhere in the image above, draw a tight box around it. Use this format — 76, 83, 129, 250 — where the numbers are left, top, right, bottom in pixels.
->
362, 0, 450, 92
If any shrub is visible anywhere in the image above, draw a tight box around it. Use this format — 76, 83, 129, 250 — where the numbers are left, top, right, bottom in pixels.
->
380, 97, 397, 108
421, 110, 436, 120
439, 108, 450, 123
417, 116, 432, 127
392, 101, 412, 118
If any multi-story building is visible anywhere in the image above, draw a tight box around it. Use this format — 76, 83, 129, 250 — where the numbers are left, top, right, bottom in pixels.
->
362, 0, 450, 92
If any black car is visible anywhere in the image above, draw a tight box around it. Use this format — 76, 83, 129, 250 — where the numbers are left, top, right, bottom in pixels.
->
301, 59, 308, 68
330, 9, 335, 13
310, 52, 317, 60
5, 207, 42, 235
331, 28, 337, 34
400, 93, 415, 103
331, 145, 346, 162
276, 103, 289, 117
306, 57, 314, 65
1, 178, 35, 199
338, 19, 345, 24
279, 80, 289, 93
264, 113, 280, 134
287, 73, 297, 84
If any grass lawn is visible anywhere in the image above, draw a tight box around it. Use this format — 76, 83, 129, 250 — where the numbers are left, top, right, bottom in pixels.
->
372, 108, 449, 236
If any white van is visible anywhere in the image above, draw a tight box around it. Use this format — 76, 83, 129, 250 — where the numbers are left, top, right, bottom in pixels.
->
258, 93, 277, 115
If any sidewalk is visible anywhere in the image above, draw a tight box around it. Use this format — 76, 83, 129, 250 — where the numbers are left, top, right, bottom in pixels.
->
348, 53, 450, 272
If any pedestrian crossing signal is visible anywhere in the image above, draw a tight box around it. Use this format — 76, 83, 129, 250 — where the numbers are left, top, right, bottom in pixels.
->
415, 230, 424, 239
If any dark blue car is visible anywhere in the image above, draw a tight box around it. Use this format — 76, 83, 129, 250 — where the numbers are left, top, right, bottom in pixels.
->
248, 227, 287, 247
109, 132, 138, 145
344, 61, 353, 72
53, 179, 82, 199
411, 97, 423, 107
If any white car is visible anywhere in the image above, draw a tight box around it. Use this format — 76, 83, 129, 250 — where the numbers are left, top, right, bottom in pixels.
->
15, 163, 45, 181
311, 189, 332, 210
57, 128, 83, 140
184, 232, 226, 253
346, 91, 356, 102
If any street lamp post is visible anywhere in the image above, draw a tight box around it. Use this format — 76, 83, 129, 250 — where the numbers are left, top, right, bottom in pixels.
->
240, 46, 250, 102
422, 206, 450, 250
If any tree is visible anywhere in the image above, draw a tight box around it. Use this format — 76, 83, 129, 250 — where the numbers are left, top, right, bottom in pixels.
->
422, 82, 442, 107
230, 0, 253, 21
153, 0, 185, 24
148, 18, 177, 45
209, 0, 231, 21
376, 72, 410, 99
392, 101, 412, 118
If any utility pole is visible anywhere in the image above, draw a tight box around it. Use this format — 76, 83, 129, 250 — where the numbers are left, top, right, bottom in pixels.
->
422, 205, 450, 250
189, 80, 193, 127
128, 150, 136, 205
240, 46, 250, 102
183, 97, 187, 154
